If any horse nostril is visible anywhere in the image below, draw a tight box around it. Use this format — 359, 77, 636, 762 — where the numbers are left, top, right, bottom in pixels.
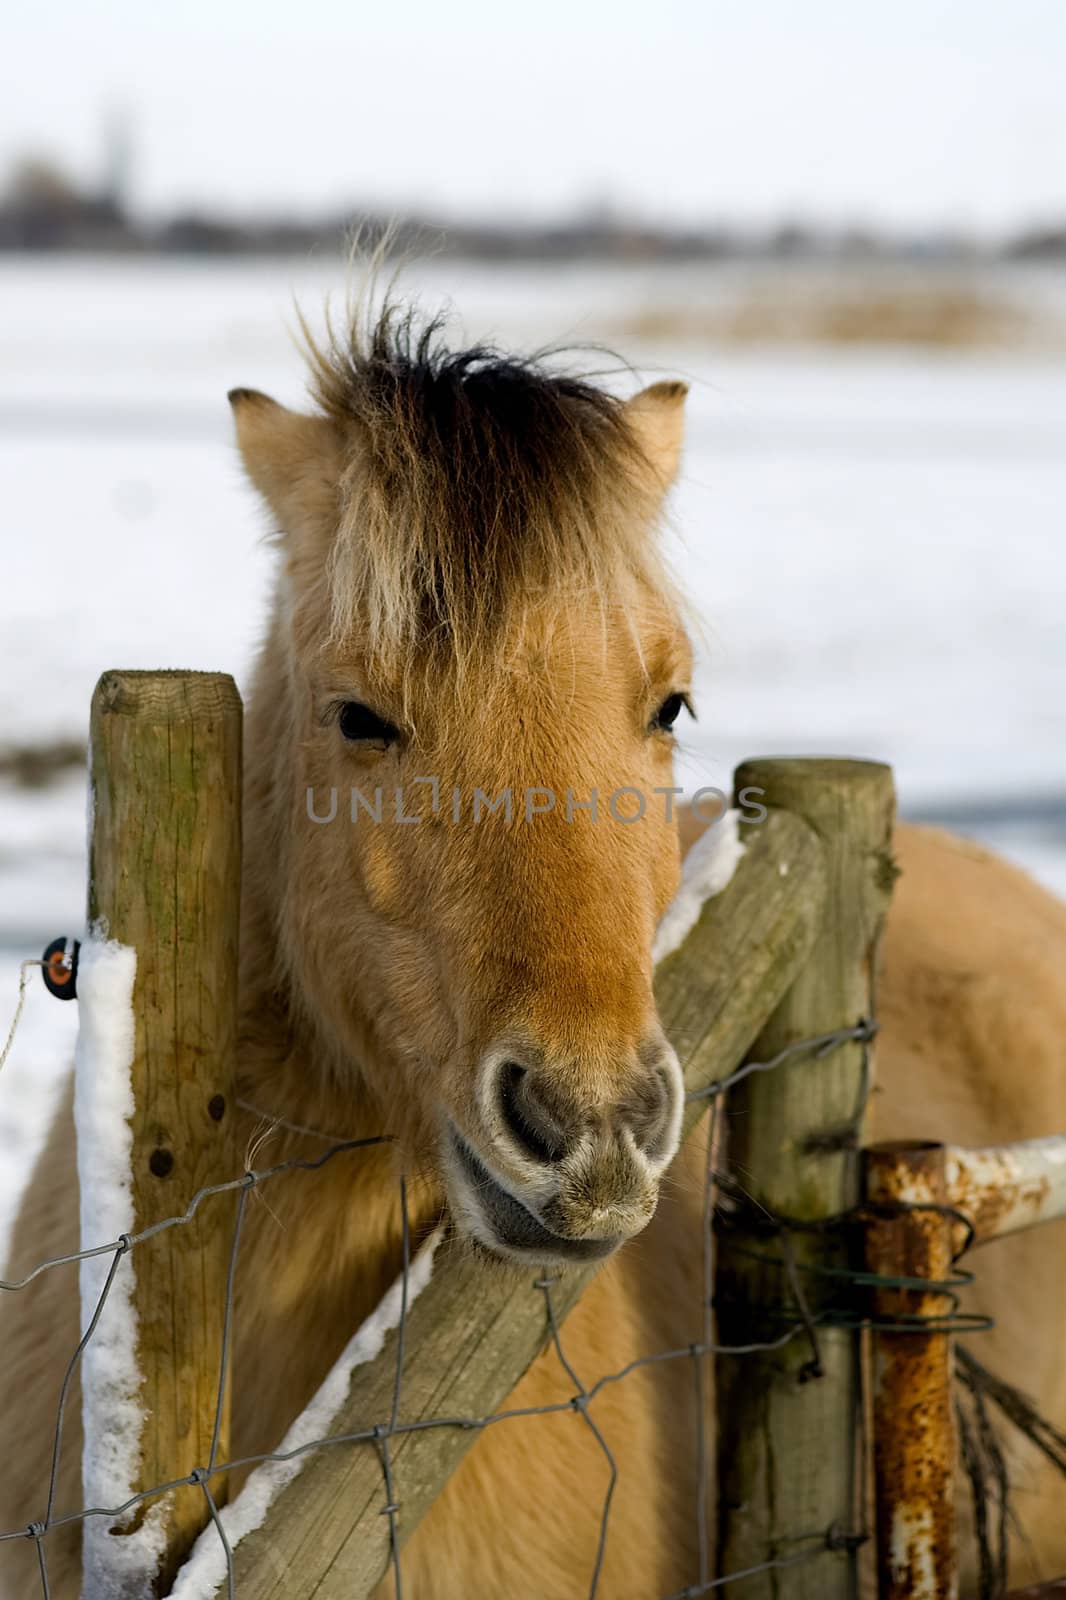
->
626, 1064, 678, 1161
498, 1062, 567, 1165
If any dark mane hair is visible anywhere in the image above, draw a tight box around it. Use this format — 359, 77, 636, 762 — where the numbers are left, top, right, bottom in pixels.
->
302, 299, 675, 675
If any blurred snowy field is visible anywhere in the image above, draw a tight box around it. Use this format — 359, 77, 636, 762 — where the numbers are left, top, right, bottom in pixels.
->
2, 254, 1065, 1259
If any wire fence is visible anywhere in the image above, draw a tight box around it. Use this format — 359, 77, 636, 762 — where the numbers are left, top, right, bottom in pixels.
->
0, 965, 1013, 1600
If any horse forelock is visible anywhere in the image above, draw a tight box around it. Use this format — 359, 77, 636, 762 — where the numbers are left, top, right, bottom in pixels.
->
300, 298, 678, 683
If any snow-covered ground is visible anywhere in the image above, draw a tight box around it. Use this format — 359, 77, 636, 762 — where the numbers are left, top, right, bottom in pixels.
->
2, 254, 1065, 1265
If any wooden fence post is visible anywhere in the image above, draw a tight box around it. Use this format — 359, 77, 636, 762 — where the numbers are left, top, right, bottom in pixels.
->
87, 670, 242, 1594
715, 758, 896, 1598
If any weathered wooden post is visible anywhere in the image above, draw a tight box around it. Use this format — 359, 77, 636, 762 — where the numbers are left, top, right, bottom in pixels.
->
863, 1141, 957, 1600
85, 670, 241, 1594
715, 758, 896, 1598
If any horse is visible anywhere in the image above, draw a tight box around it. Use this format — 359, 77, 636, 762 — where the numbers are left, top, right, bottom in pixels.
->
2, 298, 1065, 1598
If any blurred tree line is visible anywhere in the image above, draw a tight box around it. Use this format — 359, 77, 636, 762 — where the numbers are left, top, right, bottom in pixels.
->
1, 151, 1063, 261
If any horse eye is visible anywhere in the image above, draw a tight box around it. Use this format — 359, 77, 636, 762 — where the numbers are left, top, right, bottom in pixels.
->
651, 693, 688, 733
337, 702, 400, 745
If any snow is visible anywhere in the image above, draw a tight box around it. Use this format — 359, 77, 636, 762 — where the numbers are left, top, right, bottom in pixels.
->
169, 1227, 443, 1599
1, 257, 1064, 819
2, 257, 1064, 826
653, 809, 745, 964
72, 932, 169, 1599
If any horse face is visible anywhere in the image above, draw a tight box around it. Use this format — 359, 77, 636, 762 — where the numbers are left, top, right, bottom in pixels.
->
302, 600, 690, 1264
233, 360, 691, 1266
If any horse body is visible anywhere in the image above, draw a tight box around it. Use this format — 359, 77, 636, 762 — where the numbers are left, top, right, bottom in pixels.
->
2, 302, 1064, 1597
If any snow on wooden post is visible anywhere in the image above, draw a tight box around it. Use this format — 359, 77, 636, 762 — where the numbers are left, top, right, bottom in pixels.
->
715, 758, 896, 1600
86, 670, 241, 1596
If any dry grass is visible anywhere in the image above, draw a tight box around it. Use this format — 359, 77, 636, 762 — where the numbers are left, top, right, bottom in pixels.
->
620, 284, 1042, 350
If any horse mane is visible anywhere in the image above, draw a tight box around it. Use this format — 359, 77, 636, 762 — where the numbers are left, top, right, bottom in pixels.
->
300, 298, 676, 678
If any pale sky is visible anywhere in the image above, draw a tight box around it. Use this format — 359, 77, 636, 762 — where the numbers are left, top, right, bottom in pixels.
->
4, 0, 1065, 233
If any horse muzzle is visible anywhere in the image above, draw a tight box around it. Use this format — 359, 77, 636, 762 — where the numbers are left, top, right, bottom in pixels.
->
444, 1123, 652, 1266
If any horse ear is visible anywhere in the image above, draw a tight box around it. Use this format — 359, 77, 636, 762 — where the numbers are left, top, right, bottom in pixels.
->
625, 381, 688, 489
228, 388, 345, 535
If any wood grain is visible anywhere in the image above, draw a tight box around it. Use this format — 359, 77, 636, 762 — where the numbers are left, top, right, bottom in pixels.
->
715, 757, 896, 1600
89, 670, 242, 1595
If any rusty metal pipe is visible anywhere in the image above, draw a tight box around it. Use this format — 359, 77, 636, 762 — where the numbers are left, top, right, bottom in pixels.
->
945, 1136, 1066, 1252
864, 1140, 958, 1600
